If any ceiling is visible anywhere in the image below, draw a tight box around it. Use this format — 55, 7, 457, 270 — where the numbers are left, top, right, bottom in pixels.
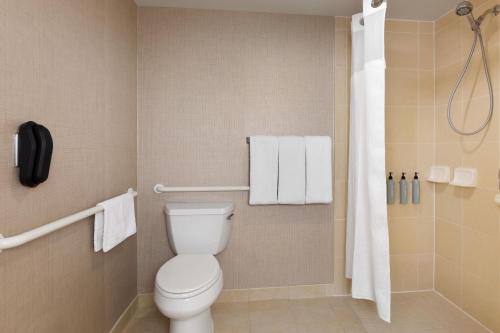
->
134, 0, 458, 21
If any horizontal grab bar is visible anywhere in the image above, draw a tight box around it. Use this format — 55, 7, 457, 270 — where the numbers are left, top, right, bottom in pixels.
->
154, 184, 249, 193
0, 189, 138, 252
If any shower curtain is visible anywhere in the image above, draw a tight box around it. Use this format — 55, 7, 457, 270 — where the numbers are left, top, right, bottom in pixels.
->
345, 0, 391, 323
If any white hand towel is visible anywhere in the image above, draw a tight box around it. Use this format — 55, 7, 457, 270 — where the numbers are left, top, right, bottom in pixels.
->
94, 190, 136, 252
305, 136, 333, 204
249, 136, 279, 205
94, 212, 104, 252
278, 136, 306, 204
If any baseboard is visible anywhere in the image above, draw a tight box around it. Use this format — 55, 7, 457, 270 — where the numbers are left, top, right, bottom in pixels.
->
137, 293, 154, 309
433, 290, 494, 333
108, 296, 138, 333
114, 287, 436, 312
217, 285, 437, 303
128, 285, 350, 309
392, 288, 434, 294
218, 284, 342, 303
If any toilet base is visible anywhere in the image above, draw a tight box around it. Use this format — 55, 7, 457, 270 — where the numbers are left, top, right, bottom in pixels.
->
169, 308, 213, 333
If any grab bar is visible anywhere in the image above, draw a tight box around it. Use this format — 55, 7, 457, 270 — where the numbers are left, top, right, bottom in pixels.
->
154, 184, 249, 193
0, 188, 138, 252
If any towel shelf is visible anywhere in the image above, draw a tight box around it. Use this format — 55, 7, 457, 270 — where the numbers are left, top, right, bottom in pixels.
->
154, 184, 249, 193
0, 189, 137, 253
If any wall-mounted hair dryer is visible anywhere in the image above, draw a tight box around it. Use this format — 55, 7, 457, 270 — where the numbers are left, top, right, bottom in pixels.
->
16, 121, 53, 187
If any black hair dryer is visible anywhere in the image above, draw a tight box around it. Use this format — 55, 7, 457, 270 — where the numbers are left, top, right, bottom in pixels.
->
16, 121, 53, 187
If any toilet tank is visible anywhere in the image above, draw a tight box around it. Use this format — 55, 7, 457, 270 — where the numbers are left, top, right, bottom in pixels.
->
165, 202, 234, 255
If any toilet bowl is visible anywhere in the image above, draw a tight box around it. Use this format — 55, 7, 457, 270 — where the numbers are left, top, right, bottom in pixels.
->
154, 254, 223, 333
154, 202, 233, 333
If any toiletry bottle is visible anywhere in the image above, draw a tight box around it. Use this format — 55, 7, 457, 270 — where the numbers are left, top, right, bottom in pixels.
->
399, 172, 408, 204
412, 172, 420, 204
387, 172, 395, 204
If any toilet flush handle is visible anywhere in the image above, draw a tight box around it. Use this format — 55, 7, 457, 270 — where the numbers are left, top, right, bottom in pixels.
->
227, 213, 234, 221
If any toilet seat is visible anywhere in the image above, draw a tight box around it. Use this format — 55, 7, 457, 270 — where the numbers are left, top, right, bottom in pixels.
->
155, 254, 221, 299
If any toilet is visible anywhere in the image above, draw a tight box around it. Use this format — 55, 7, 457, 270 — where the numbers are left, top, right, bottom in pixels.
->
154, 202, 234, 333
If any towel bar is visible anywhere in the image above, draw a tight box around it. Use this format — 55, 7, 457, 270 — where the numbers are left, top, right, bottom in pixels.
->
0, 189, 138, 252
154, 184, 249, 193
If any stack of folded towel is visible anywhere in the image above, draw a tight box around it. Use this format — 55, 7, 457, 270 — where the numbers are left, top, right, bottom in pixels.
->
249, 136, 332, 205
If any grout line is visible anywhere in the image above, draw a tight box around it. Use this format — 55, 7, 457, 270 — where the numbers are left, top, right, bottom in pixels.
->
332, 17, 340, 294
392, 289, 434, 294
416, 23, 421, 293
334, 15, 434, 23
390, 252, 435, 257
432, 18, 437, 292
434, 290, 494, 333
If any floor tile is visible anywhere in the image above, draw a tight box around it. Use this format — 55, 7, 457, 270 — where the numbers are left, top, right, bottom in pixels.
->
118, 292, 491, 333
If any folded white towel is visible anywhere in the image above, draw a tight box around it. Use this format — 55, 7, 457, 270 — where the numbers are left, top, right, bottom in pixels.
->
249, 136, 279, 205
278, 136, 306, 204
94, 190, 136, 252
305, 136, 333, 204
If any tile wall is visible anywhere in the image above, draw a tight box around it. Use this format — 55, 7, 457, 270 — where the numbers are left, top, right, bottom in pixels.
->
137, 8, 336, 292
0, 1, 138, 332
435, 0, 500, 330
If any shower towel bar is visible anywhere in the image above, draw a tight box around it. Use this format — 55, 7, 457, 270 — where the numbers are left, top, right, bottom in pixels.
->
0, 189, 138, 252
154, 184, 249, 193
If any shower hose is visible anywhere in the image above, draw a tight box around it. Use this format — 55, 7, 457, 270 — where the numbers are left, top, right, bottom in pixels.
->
447, 26, 494, 135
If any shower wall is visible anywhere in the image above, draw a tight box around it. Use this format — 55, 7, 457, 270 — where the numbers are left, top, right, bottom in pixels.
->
0, 1, 138, 332
334, 17, 436, 293
434, 0, 500, 331
385, 19, 436, 292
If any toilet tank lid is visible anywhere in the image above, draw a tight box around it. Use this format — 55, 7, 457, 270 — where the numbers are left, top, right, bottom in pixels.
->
165, 202, 234, 216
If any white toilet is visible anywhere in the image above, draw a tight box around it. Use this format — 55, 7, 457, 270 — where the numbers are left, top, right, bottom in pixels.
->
154, 202, 234, 333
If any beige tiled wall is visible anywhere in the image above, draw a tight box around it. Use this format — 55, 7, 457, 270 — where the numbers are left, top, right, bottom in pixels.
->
5, 2, 499, 330
334, 17, 436, 293
137, 8, 335, 292
435, 0, 500, 331
0, 1, 137, 332
386, 20, 436, 292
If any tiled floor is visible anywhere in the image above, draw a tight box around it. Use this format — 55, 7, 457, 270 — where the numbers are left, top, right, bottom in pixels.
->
121, 292, 490, 333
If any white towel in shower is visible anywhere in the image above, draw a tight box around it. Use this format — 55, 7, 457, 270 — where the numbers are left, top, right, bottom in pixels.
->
249, 136, 279, 205
278, 136, 306, 204
305, 136, 333, 204
94, 190, 136, 252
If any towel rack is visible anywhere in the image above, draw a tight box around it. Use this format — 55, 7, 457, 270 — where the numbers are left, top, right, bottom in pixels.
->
154, 184, 249, 193
0, 188, 138, 252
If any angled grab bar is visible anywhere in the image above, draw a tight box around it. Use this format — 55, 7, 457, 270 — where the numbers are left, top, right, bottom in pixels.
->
0, 188, 138, 252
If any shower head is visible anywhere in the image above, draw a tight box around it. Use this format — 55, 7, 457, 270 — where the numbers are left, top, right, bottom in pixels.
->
456, 1, 499, 30
456, 1, 474, 16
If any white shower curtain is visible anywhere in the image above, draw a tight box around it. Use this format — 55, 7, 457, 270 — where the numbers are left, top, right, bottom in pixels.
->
345, 0, 391, 323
